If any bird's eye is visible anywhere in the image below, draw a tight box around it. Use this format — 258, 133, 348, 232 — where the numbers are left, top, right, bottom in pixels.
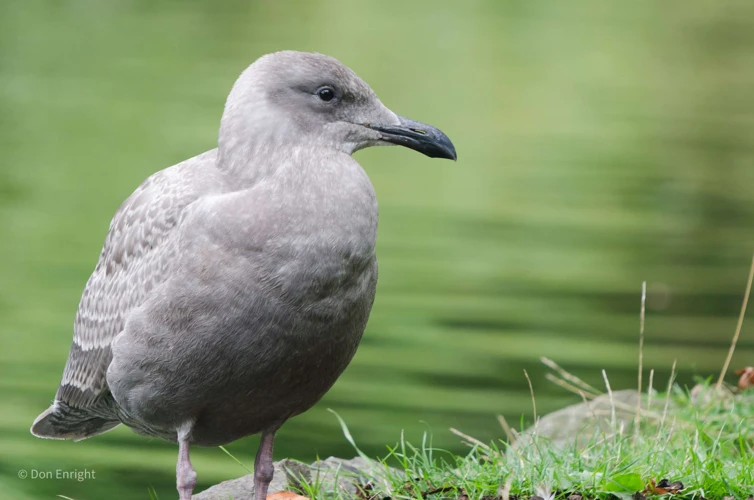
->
316, 87, 335, 102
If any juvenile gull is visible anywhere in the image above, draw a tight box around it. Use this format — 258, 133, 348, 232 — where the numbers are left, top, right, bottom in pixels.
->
31, 50, 456, 500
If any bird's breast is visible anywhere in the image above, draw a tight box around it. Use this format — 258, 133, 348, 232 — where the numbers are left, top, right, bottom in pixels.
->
260, 225, 378, 312
256, 161, 379, 308
193, 155, 379, 315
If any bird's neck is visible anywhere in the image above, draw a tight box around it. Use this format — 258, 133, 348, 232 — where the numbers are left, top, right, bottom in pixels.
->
216, 106, 328, 187
217, 135, 283, 187
217, 135, 351, 190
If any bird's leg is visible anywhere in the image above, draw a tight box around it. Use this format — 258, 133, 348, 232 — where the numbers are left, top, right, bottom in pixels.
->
253, 427, 278, 500
176, 429, 197, 500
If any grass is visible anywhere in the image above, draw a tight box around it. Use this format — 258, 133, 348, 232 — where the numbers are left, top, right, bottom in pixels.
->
278, 371, 753, 500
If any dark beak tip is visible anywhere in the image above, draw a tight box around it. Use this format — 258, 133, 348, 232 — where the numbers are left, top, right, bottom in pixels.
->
421, 126, 457, 162
434, 137, 457, 161
435, 149, 457, 161
446, 146, 458, 162
418, 126, 457, 161
368, 117, 458, 162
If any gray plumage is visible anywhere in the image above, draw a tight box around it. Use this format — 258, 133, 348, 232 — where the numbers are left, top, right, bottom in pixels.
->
31, 51, 455, 499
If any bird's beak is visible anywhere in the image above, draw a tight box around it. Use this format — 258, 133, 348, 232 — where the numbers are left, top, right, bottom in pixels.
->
366, 116, 457, 161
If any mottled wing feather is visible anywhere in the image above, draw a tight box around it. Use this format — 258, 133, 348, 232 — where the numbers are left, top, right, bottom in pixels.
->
57, 165, 203, 408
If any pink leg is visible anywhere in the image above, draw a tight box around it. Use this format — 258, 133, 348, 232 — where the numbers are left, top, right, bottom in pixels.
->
253, 428, 277, 500
176, 436, 197, 500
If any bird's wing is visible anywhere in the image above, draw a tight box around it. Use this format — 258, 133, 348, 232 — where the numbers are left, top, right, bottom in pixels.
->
55, 154, 215, 408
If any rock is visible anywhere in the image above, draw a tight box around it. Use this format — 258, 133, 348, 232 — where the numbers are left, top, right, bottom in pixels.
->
510, 390, 669, 452
193, 456, 401, 499
689, 383, 735, 407
308, 456, 400, 495
193, 459, 308, 500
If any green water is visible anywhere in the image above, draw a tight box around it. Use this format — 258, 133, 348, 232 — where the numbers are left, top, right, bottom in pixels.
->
2, 1, 754, 498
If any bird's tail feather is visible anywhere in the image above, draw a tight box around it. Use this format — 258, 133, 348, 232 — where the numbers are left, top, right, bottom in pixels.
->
31, 401, 120, 441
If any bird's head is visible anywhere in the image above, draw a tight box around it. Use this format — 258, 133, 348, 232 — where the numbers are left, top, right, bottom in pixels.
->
218, 51, 456, 162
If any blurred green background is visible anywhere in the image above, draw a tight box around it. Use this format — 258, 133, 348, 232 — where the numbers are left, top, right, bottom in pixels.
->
3, 0, 754, 498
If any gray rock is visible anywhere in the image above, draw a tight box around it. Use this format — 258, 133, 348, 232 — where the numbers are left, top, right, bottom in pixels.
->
308, 456, 398, 496
510, 390, 669, 452
193, 456, 401, 499
193, 459, 305, 500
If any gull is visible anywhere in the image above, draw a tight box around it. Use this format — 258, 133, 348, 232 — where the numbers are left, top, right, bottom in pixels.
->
31, 50, 456, 500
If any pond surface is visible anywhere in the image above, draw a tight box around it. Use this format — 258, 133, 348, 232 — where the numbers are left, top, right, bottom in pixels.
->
2, 1, 754, 498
